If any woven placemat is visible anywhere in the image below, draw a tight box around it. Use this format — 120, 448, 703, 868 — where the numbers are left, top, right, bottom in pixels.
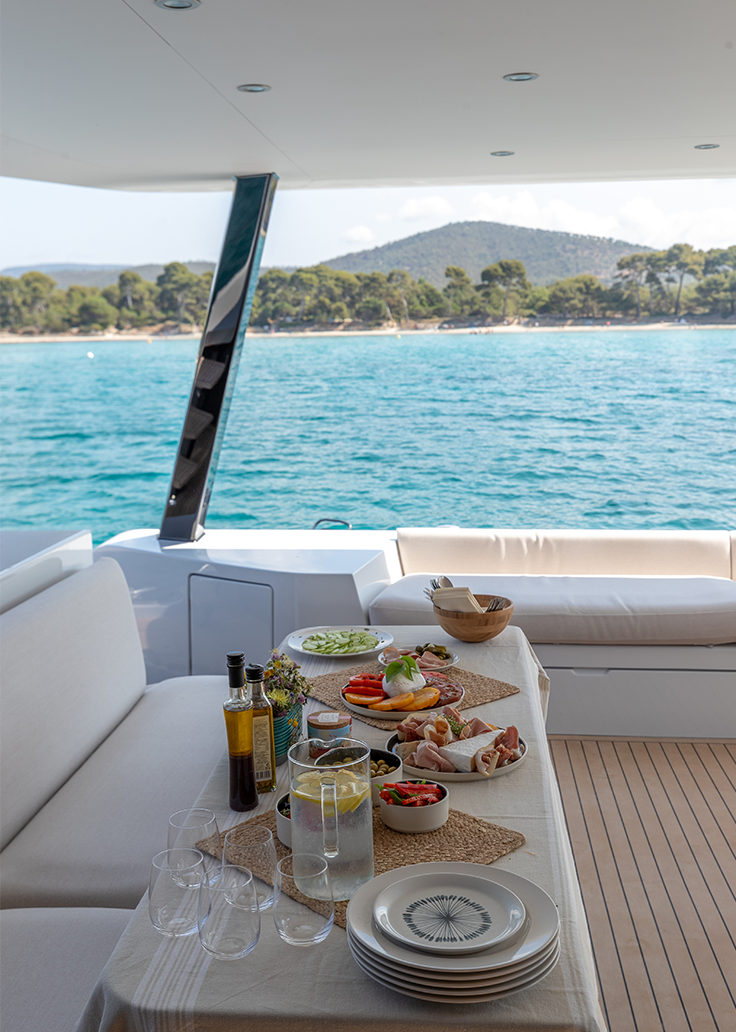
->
199, 809, 525, 930
308, 661, 520, 730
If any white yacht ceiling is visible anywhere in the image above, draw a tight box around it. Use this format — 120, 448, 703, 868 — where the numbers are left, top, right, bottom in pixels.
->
1, 0, 733, 191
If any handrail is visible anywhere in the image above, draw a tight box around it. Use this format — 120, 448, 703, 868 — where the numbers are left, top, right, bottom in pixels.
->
159, 173, 278, 542
311, 518, 353, 530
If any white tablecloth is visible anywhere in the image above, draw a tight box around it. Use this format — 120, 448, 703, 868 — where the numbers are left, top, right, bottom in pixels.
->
76, 625, 606, 1032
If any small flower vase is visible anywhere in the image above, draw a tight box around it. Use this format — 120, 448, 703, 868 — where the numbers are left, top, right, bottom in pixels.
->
273, 704, 302, 766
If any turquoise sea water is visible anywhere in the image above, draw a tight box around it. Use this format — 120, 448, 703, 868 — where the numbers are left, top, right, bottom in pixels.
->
1, 330, 734, 545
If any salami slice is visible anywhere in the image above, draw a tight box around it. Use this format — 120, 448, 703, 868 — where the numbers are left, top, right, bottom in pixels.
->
424, 672, 464, 707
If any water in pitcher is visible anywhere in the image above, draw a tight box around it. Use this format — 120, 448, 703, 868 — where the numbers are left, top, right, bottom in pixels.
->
288, 741, 374, 901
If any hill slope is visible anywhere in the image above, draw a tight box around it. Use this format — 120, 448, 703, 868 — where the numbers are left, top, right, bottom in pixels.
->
324, 222, 650, 287
0, 262, 215, 290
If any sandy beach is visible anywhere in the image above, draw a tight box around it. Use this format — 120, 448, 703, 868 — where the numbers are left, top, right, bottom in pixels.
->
1, 321, 734, 344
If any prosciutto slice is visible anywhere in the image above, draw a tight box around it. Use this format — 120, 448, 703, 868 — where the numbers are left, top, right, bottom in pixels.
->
474, 746, 501, 777
405, 739, 457, 772
460, 716, 496, 739
392, 740, 421, 762
396, 714, 438, 742
494, 725, 522, 766
423, 716, 454, 747
416, 650, 446, 669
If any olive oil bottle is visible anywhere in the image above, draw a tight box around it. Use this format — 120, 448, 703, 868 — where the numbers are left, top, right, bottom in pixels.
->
247, 663, 277, 793
224, 652, 257, 811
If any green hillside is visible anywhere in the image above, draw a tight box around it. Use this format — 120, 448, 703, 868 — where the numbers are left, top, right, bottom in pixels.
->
0, 262, 215, 291
324, 222, 651, 288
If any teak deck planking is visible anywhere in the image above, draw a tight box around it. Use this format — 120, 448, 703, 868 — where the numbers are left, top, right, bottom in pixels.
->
549, 736, 736, 1032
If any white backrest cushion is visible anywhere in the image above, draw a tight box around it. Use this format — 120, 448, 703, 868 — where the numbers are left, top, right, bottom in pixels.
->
397, 528, 732, 578
0, 557, 146, 850
731, 532, 736, 579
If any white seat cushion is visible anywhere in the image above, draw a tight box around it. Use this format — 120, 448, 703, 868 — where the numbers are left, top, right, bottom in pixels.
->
0, 676, 227, 910
0, 558, 146, 851
0, 907, 132, 1032
369, 574, 736, 645
396, 527, 733, 577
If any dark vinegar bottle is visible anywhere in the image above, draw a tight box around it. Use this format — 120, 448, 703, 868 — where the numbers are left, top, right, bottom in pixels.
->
223, 652, 257, 812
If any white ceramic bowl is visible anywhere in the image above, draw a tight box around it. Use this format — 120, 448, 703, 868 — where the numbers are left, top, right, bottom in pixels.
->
378, 779, 449, 833
370, 748, 403, 804
276, 793, 291, 848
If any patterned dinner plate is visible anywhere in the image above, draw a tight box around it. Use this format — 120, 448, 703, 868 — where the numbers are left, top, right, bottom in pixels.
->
373, 872, 526, 955
346, 863, 560, 975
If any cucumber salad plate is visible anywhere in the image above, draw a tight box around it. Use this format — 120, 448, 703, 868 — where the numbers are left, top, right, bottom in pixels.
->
288, 626, 393, 657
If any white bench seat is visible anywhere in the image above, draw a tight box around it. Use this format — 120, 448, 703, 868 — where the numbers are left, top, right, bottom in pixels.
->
369, 573, 736, 645
0, 675, 226, 910
0, 557, 229, 910
0, 908, 133, 1032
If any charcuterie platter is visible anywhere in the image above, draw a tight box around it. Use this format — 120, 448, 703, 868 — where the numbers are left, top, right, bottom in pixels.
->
384, 722, 528, 784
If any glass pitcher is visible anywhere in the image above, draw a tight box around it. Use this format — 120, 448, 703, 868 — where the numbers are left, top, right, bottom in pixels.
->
287, 738, 374, 901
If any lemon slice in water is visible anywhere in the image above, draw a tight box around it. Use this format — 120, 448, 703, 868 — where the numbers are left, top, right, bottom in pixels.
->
292, 771, 369, 812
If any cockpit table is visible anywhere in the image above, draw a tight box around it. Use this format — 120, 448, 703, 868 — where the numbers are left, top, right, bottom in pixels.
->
76, 625, 606, 1032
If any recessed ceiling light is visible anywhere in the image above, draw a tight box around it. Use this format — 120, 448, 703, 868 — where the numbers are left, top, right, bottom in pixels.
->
237, 84, 271, 93
154, 0, 200, 8
491, 151, 515, 157
503, 72, 538, 82
694, 143, 719, 149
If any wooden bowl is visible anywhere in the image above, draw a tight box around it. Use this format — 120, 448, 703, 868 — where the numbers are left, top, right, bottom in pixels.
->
433, 595, 514, 643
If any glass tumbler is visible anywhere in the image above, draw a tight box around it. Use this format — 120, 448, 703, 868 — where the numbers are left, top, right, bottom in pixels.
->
198, 865, 260, 960
273, 853, 334, 946
168, 808, 221, 886
149, 848, 205, 937
223, 826, 277, 911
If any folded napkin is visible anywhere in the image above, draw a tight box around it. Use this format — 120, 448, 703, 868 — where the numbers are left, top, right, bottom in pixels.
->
432, 586, 485, 613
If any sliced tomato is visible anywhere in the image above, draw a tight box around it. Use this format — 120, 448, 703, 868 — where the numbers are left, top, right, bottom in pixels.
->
343, 683, 384, 696
436, 684, 464, 706
368, 691, 415, 711
344, 691, 387, 706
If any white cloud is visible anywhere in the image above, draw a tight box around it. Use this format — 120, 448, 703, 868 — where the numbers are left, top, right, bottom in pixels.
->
375, 212, 391, 222
470, 189, 736, 250
341, 224, 375, 243
398, 196, 454, 220
614, 197, 736, 250
470, 190, 540, 227
470, 190, 617, 238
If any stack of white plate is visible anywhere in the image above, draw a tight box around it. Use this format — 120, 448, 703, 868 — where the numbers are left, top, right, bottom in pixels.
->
345, 862, 560, 1003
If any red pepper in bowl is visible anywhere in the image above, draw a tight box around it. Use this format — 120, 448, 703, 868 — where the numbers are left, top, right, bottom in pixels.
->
379, 781, 444, 807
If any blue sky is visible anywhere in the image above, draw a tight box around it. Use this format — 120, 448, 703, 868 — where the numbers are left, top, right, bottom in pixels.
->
1, 175, 735, 272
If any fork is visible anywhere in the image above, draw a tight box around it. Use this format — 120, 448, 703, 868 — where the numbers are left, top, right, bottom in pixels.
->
425, 575, 454, 601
